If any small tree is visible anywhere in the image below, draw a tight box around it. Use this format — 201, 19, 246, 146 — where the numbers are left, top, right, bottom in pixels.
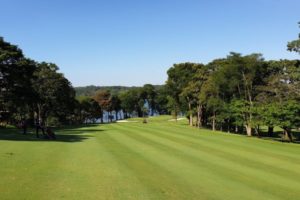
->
287, 22, 300, 54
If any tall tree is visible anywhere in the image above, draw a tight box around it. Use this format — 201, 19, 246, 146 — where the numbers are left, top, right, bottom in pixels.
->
166, 63, 200, 124
199, 75, 223, 131
32, 62, 75, 125
217, 53, 264, 136
0, 37, 36, 124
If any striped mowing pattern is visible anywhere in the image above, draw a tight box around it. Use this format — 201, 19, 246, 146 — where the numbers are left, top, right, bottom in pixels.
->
0, 118, 299, 200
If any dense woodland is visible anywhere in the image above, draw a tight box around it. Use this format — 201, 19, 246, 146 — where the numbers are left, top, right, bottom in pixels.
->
1, 23, 300, 142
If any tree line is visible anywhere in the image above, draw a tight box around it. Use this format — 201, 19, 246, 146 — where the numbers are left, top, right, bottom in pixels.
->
1, 22, 299, 142
75, 85, 161, 97
0, 37, 76, 127
164, 22, 300, 141
75, 84, 169, 123
0, 37, 169, 127
165, 55, 300, 141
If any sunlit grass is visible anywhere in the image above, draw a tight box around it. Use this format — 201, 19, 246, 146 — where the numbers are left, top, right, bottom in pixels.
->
0, 117, 299, 199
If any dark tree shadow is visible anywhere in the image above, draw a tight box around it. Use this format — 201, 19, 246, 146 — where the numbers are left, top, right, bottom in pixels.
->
0, 125, 105, 143
257, 131, 300, 144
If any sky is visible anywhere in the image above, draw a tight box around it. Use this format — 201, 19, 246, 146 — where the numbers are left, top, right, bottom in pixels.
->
1, 0, 299, 86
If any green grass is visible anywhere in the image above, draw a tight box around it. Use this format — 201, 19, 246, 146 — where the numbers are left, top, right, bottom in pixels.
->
0, 116, 300, 200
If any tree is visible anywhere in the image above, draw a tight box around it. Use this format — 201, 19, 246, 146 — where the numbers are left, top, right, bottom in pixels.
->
1, 37, 78, 127
75, 96, 102, 124
199, 75, 223, 131
155, 86, 169, 115
94, 90, 112, 122
166, 63, 200, 124
276, 100, 300, 142
0, 37, 36, 124
215, 53, 264, 136
287, 22, 300, 54
32, 62, 75, 126
259, 60, 300, 140
141, 84, 157, 116
111, 94, 121, 120
88, 98, 103, 123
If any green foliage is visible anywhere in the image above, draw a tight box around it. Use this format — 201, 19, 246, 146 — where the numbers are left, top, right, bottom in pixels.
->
165, 52, 300, 138
74, 85, 163, 97
74, 96, 102, 123
32, 62, 76, 124
276, 100, 300, 129
154, 86, 169, 115
1, 37, 76, 126
166, 63, 204, 122
0, 38, 36, 123
287, 22, 300, 54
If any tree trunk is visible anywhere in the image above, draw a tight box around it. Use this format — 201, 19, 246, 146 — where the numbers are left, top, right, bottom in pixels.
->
137, 109, 143, 118
283, 128, 293, 142
188, 102, 193, 126
245, 125, 252, 136
268, 126, 274, 137
37, 104, 42, 123
173, 107, 178, 122
212, 112, 216, 131
188, 112, 192, 125
115, 111, 118, 121
255, 125, 260, 136
235, 125, 238, 133
197, 105, 202, 128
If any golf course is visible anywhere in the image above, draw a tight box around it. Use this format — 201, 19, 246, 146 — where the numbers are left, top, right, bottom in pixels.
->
1, 116, 299, 200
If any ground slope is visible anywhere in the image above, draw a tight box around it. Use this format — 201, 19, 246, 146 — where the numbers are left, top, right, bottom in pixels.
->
0, 117, 299, 200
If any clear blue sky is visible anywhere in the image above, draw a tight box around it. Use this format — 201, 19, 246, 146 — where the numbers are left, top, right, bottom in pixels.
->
1, 0, 299, 86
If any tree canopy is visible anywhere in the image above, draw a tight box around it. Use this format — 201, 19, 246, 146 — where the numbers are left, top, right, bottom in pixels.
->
287, 22, 300, 54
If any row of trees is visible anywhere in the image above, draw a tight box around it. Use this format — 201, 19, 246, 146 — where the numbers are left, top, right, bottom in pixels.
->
164, 23, 300, 141
0, 36, 168, 127
0, 37, 76, 126
75, 84, 170, 124
1, 22, 299, 143
165, 56, 300, 140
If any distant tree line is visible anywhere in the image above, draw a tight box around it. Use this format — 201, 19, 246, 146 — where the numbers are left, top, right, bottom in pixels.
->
74, 85, 163, 97
76, 84, 170, 123
75, 86, 137, 97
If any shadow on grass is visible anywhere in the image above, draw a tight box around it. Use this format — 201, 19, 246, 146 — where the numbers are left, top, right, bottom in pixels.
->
256, 131, 300, 144
184, 124, 300, 144
0, 125, 105, 143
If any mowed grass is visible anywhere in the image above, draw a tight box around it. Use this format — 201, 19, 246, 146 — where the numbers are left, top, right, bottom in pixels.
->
0, 116, 300, 200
